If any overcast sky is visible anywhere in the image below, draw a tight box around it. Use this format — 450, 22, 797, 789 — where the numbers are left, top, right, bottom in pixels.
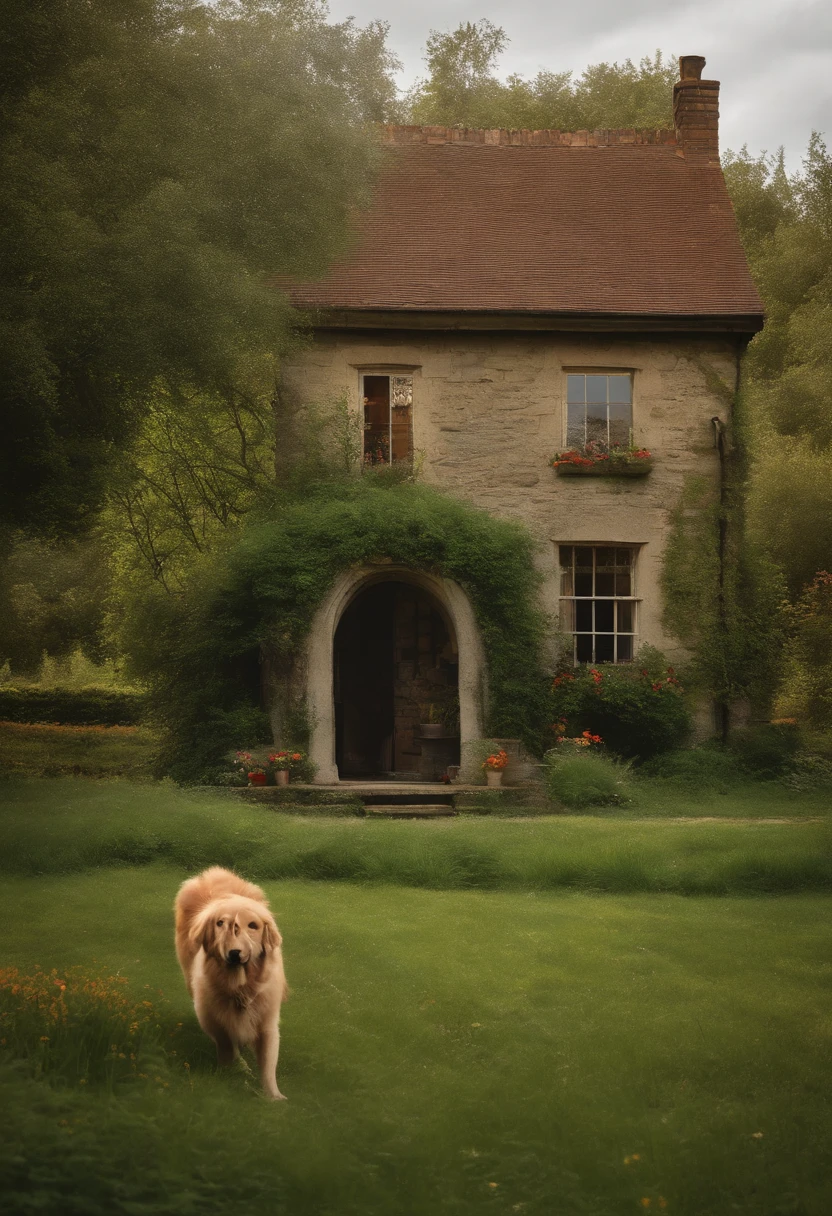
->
326, 0, 831, 167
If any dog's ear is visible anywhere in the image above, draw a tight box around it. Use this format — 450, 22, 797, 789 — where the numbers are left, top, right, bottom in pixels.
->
191, 910, 216, 957
260, 914, 282, 955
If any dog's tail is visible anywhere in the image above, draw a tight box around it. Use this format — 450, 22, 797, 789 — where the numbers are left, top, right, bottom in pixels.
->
174, 867, 268, 989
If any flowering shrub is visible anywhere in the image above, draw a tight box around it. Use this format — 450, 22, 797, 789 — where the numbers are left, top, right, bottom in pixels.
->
0, 966, 180, 1087
548, 649, 691, 760
482, 749, 508, 771
550, 441, 652, 471
557, 730, 603, 749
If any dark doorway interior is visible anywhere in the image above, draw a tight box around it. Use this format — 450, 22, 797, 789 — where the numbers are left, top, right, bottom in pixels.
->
334, 581, 459, 779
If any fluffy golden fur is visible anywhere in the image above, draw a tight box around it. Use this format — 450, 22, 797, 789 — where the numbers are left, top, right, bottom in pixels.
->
174, 866, 287, 1100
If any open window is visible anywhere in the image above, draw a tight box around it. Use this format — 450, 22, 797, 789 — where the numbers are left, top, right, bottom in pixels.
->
362, 374, 413, 466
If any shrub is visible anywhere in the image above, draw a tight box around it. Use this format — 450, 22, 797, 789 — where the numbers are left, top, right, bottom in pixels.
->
542, 748, 630, 808
730, 722, 801, 778
121, 479, 551, 782
0, 687, 146, 726
549, 648, 691, 760
638, 745, 741, 791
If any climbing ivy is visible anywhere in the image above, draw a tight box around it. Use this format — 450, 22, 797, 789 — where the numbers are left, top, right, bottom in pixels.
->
660, 385, 785, 732
121, 476, 552, 781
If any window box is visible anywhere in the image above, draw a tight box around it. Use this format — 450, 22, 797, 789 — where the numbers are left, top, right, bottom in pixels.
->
551, 444, 653, 478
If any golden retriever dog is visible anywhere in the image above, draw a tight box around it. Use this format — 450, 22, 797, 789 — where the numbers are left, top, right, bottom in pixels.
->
174, 866, 287, 1100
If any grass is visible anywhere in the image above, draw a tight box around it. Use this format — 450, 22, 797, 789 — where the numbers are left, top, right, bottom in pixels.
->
0, 722, 156, 779
1, 865, 831, 1214
1, 778, 831, 895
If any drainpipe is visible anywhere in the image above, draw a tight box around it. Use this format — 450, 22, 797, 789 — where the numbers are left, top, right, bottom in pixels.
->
711, 338, 750, 745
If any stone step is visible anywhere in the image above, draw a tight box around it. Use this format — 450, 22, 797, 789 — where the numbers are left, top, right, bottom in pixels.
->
365, 803, 456, 818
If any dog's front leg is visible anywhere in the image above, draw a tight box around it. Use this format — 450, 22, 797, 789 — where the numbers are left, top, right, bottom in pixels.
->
255, 1023, 286, 1100
212, 1026, 237, 1069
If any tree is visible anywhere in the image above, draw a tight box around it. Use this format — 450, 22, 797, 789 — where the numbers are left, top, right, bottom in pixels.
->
724, 137, 832, 596
407, 22, 675, 131
0, 0, 398, 535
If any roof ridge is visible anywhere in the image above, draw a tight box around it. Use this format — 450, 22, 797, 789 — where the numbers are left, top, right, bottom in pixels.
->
381, 124, 679, 148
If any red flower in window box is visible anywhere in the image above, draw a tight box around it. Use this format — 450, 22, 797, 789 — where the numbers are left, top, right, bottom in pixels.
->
550, 441, 653, 477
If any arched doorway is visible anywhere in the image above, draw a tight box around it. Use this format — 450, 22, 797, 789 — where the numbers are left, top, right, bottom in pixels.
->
334, 580, 460, 779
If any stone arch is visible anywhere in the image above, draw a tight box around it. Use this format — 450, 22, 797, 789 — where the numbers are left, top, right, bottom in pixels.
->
304, 564, 487, 783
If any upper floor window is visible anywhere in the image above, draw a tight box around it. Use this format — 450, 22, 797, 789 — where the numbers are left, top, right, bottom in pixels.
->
566, 373, 632, 448
362, 374, 413, 466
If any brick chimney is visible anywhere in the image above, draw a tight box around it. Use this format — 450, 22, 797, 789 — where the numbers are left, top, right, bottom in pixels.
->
673, 55, 720, 162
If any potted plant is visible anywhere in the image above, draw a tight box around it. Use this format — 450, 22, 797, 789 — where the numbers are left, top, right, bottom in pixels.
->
419, 703, 445, 739
247, 766, 267, 787
482, 749, 508, 787
268, 751, 291, 786
550, 441, 653, 477
268, 749, 308, 785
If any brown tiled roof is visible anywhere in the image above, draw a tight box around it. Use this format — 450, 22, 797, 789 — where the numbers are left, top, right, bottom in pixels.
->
288, 126, 763, 329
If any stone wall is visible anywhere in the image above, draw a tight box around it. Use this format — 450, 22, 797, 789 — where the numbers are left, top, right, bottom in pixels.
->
282, 329, 738, 667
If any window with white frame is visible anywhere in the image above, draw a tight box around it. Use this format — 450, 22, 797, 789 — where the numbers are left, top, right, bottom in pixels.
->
566, 373, 632, 448
559, 545, 638, 663
361, 373, 413, 466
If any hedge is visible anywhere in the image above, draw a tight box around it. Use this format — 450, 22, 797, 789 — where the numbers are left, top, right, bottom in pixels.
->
0, 688, 147, 727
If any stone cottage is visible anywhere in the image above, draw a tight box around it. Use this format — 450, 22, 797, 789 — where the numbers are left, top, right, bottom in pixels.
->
279, 56, 764, 784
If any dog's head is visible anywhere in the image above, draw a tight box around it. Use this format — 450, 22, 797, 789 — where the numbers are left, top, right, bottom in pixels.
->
192, 896, 281, 970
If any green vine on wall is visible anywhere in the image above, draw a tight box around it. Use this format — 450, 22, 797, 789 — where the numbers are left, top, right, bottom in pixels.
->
661, 383, 784, 730
121, 477, 552, 782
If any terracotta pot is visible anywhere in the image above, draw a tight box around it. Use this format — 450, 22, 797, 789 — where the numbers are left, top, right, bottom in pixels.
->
420, 723, 444, 739
273, 769, 289, 786
485, 769, 503, 788
248, 772, 266, 786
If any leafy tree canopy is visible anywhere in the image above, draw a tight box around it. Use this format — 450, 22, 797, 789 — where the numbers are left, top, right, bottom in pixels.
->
406, 20, 675, 130
723, 137, 832, 595
0, 0, 397, 534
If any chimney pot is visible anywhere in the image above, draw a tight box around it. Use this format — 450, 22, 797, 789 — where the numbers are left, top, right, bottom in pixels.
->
673, 55, 719, 162
679, 55, 706, 81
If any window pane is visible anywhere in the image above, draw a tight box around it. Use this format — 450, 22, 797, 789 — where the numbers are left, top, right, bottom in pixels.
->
608, 375, 632, 404
586, 414, 607, 445
575, 572, 593, 597
608, 400, 631, 448
595, 547, 615, 568
559, 546, 573, 566
576, 634, 593, 663
595, 635, 615, 662
595, 600, 614, 632
609, 418, 630, 447
566, 402, 585, 446
575, 600, 593, 632
575, 547, 593, 569
617, 601, 634, 632
567, 375, 586, 403
595, 572, 614, 596
614, 548, 632, 567
586, 376, 608, 405
561, 569, 574, 596
617, 635, 633, 662
559, 600, 575, 631
615, 572, 632, 596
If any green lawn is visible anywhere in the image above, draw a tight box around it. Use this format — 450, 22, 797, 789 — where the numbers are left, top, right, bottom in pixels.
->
1, 864, 830, 1215
1, 779, 830, 895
